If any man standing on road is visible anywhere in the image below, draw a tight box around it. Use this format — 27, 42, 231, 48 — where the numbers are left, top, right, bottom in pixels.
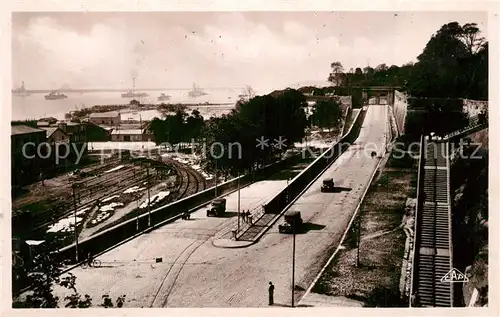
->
268, 281, 275, 305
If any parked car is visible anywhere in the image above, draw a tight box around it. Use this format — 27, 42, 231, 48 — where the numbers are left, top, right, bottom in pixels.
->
321, 178, 335, 192
278, 210, 303, 233
207, 198, 226, 217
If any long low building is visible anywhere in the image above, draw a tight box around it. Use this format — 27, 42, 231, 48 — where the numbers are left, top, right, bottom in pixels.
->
89, 111, 121, 126
110, 129, 153, 142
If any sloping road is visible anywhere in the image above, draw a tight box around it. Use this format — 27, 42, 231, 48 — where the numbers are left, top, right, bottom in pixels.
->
54, 105, 389, 308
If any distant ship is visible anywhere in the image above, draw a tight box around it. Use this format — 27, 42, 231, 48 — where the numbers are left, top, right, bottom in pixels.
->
121, 74, 149, 98
12, 81, 30, 97
158, 93, 171, 101
121, 91, 149, 98
45, 91, 68, 100
188, 83, 208, 98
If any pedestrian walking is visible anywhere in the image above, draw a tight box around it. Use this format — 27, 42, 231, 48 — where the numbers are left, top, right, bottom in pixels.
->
243, 210, 248, 223
248, 214, 253, 225
268, 281, 274, 305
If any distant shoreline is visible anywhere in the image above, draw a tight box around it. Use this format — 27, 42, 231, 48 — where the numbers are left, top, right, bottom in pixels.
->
12, 87, 244, 94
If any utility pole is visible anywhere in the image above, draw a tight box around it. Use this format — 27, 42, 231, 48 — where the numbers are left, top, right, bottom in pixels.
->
214, 159, 218, 197
237, 172, 241, 234
146, 164, 151, 227
72, 183, 79, 262
356, 217, 361, 267
291, 219, 296, 308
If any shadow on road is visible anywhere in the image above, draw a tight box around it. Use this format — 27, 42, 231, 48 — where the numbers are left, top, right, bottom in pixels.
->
301, 222, 326, 233
332, 186, 352, 193
211, 211, 237, 218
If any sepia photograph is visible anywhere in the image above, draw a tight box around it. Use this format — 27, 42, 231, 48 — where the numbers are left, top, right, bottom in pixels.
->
7, 6, 491, 310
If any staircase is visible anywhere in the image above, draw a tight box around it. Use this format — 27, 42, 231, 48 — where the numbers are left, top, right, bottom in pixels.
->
411, 139, 453, 307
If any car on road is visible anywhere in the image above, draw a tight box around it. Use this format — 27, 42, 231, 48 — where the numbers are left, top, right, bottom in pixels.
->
278, 210, 303, 233
207, 198, 226, 217
320, 178, 335, 192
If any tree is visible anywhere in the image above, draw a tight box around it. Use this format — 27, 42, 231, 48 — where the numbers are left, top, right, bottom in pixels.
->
328, 61, 345, 86
375, 63, 388, 72
460, 23, 486, 54
310, 99, 342, 130
12, 239, 127, 308
199, 88, 308, 175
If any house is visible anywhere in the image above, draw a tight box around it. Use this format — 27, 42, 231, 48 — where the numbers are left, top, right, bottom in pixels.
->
111, 129, 149, 142
11, 125, 47, 187
89, 111, 121, 126
41, 127, 69, 144
49, 121, 88, 162
84, 121, 111, 142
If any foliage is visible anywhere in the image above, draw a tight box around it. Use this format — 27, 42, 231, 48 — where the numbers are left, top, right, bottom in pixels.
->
324, 22, 487, 101
149, 109, 205, 145
199, 88, 307, 176
310, 99, 342, 130
11, 120, 38, 128
12, 239, 126, 308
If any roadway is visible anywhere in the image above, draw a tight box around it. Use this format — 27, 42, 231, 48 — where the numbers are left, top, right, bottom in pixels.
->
54, 105, 389, 307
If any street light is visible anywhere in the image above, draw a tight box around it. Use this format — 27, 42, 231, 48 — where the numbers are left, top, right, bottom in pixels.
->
146, 163, 151, 227
237, 171, 241, 235
71, 182, 80, 262
214, 158, 218, 197
291, 218, 297, 308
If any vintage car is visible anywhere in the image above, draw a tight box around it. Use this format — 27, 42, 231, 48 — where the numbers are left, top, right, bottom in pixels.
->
206, 198, 227, 217
320, 178, 335, 192
278, 210, 303, 234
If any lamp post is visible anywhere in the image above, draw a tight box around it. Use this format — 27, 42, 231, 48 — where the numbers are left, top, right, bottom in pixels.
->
291, 218, 296, 308
71, 183, 79, 262
214, 158, 218, 197
356, 217, 361, 267
146, 164, 151, 227
237, 171, 241, 235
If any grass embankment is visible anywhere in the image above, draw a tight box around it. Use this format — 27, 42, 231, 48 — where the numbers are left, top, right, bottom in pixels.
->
312, 149, 417, 307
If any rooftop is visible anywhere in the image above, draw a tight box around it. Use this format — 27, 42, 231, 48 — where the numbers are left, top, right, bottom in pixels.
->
41, 127, 68, 138
11, 125, 45, 136
111, 129, 143, 135
89, 111, 120, 118
41, 127, 58, 138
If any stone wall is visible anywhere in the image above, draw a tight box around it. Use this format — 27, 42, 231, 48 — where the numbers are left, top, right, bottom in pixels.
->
393, 90, 408, 136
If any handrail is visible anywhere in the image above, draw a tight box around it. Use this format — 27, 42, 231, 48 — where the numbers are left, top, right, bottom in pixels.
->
446, 141, 454, 306
409, 134, 425, 306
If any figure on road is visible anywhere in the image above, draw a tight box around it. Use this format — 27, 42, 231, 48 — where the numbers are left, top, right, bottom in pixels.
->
87, 252, 93, 267
268, 281, 274, 305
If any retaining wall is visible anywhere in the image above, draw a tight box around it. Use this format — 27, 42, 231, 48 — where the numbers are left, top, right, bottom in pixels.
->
263, 107, 367, 216
54, 155, 299, 262
393, 90, 408, 136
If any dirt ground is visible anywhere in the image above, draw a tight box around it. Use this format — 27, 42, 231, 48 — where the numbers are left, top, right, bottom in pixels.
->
312, 159, 417, 307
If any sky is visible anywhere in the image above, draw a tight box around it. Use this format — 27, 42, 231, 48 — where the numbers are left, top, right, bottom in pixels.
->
11, 11, 488, 92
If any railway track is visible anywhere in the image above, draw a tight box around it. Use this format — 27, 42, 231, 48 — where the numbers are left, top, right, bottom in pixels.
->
35, 173, 155, 231
412, 139, 453, 307
162, 158, 206, 200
